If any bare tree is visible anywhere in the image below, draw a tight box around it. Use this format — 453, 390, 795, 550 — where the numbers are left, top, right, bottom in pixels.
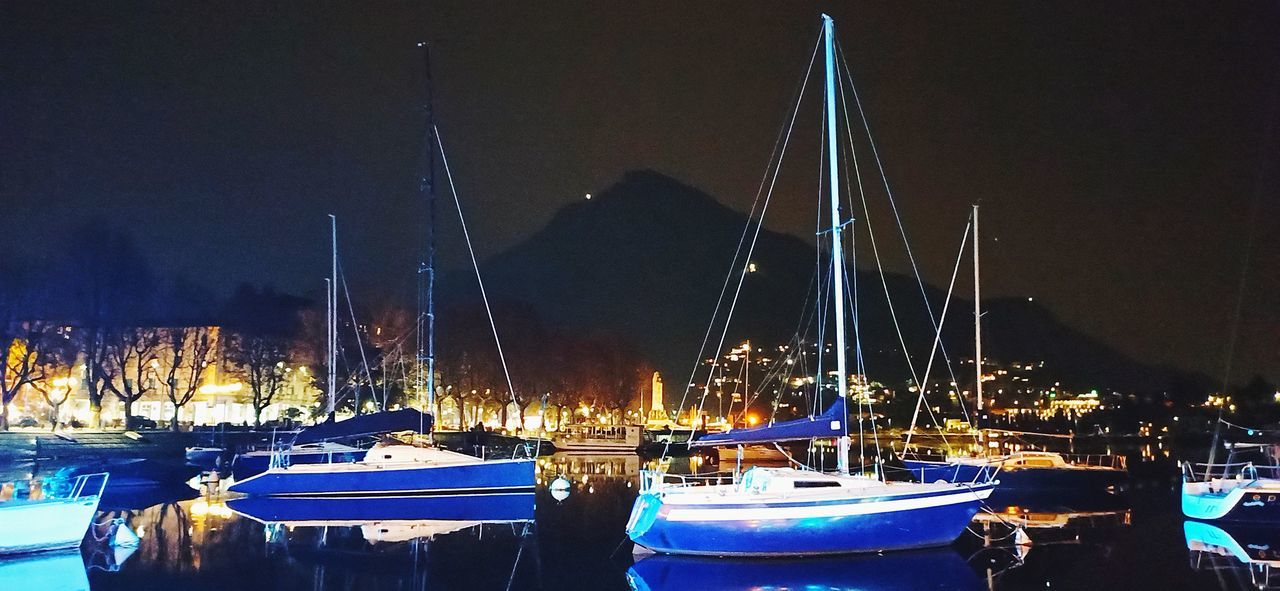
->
0, 320, 51, 431
161, 327, 215, 431
102, 327, 162, 430
226, 332, 287, 427
30, 328, 78, 431
81, 326, 111, 428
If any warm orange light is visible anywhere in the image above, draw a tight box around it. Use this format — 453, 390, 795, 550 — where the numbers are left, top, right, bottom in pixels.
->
746, 414, 760, 427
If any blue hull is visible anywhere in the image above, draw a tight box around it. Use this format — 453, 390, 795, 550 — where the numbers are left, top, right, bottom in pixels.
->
184, 449, 223, 471
228, 492, 535, 523
903, 459, 1125, 491
227, 458, 535, 496
627, 484, 993, 556
230, 448, 367, 481
628, 548, 982, 591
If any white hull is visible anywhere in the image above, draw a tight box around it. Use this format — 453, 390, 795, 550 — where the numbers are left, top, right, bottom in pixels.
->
0, 497, 101, 555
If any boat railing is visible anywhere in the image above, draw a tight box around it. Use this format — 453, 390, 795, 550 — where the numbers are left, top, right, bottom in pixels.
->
638, 469, 734, 494
1060, 453, 1127, 471
68, 472, 110, 501
1182, 460, 1279, 482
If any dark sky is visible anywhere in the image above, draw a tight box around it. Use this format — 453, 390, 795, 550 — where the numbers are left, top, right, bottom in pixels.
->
2, 2, 1276, 383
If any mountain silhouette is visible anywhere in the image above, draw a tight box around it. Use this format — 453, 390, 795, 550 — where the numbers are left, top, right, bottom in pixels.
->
455, 170, 1208, 397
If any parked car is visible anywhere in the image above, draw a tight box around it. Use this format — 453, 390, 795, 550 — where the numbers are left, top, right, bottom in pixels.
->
128, 416, 158, 430
15, 417, 40, 428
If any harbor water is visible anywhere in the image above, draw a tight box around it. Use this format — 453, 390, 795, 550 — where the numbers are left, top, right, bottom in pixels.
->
1, 446, 1268, 591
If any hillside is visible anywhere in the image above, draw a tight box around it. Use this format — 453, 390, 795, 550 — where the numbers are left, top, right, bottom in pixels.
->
451, 170, 1209, 396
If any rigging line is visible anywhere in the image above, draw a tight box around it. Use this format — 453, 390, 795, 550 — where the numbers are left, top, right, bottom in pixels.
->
337, 257, 379, 407
848, 220, 873, 469
667, 28, 826, 452
831, 71, 876, 470
765, 302, 819, 424
836, 40, 966, 397
1207, 78, 1274, 477
840, 228, 884, 476
904, 218, 972, 451
433, 126, 520, 416
750, 272, 819, 424
831, 47, 972, 444
827, 109, 868, 466
684, 34, 824, 449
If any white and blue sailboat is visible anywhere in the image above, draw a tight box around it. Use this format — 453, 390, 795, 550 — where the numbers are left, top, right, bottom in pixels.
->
626, 15, 993, 557
227, 411, 534, 497
629, 398, 994, 555
229, 45, 535, 498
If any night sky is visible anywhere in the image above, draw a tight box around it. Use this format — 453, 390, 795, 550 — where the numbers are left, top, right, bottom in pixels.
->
2, 2, 1276, 383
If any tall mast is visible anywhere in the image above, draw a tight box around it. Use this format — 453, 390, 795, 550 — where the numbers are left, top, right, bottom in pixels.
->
973, 205, 983, 413
822, 14, 851, 476
328, 214, 337, 419
416, 43, 438, 418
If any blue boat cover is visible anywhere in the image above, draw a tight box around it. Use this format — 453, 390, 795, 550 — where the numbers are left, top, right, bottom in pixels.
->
690, 397, 846, 447
293, 409, 434, 445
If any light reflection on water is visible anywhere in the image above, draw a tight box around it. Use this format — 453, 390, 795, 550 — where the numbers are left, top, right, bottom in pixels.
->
2, 449, 1274, 590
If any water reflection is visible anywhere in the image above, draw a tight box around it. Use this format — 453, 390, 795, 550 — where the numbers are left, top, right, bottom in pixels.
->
1186, 521, 1280, 589
0, 448, 1215, 590
229, 494, 536, 542
627, 549, 982, 591
0, 549, 89, 591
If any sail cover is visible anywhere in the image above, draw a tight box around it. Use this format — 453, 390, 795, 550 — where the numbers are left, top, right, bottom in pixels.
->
293, 408, 434, 445
690, 397, 846, 447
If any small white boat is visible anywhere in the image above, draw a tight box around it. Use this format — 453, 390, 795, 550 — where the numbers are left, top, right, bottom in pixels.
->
553, 424, 642, 453
0, 473, 107, 555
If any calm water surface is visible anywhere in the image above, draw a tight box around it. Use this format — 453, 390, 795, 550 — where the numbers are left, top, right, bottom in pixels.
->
6, 447, 1273, 591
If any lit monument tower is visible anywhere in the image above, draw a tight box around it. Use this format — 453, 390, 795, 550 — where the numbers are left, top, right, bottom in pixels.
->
645, 372, 666, 425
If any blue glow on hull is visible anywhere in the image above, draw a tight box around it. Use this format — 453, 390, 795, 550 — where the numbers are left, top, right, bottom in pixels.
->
626, 484, 992, 556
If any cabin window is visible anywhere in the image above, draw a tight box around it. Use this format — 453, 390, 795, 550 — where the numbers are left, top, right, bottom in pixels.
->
793, 481, 840, 488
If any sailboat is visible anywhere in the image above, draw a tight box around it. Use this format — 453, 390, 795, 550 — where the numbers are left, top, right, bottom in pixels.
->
899, 205, 1127, 492
625, 15, 994, 557
1182, 440, 1280, 522
228, 44, 535, 497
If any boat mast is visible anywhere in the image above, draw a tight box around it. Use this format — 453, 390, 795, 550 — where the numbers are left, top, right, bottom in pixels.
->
417, 42, 438, 420
328, 214, 337, 420
822, 14, 851, 476
973, 204, 983, 414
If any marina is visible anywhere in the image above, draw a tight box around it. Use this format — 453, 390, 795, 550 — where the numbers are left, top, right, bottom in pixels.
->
1, 3, 1276, 591
0, 449, 1274, 589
